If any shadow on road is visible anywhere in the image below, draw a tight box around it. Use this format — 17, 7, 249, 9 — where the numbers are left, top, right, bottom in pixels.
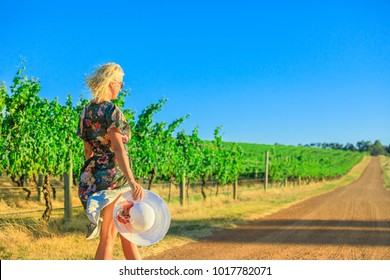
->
169, 218, 390, 246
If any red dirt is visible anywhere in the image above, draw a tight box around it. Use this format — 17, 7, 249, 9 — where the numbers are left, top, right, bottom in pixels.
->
147, 157, 390, 260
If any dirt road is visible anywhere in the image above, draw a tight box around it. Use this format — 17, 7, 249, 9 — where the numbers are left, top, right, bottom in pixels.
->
148, 157, 390, 260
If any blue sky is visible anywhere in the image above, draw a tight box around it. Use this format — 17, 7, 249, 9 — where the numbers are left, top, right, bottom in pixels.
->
1, 0, 389, 146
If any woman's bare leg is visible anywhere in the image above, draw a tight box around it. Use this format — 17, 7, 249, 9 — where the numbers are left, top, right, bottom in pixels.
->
120, 234, 142, 260
94, 198, 119, 260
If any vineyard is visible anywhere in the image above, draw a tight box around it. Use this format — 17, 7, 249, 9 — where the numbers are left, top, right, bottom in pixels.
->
225, 142, 364, 184
0, 64, 365, 220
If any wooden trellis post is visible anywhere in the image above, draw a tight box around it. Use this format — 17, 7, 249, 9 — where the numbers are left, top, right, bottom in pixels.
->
179, 172, 186, 206
264, 151, 269, 191
64, 154, 73, 221
37, 174, 44, 201
233, 180, 238, 200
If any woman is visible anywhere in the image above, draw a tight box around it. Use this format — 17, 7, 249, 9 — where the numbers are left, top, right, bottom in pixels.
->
77, 62, 144, 260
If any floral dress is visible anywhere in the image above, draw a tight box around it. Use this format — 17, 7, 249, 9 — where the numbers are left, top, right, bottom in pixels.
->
77, 101, 131, 239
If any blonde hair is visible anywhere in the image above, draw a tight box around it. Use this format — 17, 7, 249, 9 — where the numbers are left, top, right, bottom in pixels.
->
86, 62, 124, 101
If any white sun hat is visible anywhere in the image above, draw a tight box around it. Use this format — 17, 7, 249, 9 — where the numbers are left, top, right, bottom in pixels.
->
113, 189, 171, 246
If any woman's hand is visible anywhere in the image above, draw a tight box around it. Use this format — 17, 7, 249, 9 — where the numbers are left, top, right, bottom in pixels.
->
130, 180, 144, 201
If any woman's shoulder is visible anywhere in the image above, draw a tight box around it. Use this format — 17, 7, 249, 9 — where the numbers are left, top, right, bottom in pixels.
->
87, 100, 118, 111
104, 101, 121, 113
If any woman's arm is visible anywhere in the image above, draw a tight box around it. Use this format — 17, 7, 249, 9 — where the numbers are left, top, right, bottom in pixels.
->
83, 141, 94, 160
109, 127, 144, 201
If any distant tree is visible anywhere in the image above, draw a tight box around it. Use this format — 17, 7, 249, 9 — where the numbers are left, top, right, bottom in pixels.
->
369, 140, 387, 156
330, 143, 343, 150
321, 143, 331, 149
356, 140, 371, 152
343, 143, 356, 151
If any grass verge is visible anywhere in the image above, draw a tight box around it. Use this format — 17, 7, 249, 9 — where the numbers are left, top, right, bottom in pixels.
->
379, 156, 390, 189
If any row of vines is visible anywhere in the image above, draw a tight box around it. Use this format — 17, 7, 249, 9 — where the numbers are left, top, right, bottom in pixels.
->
234, 143, 364, 185
0, 64, 364, 216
